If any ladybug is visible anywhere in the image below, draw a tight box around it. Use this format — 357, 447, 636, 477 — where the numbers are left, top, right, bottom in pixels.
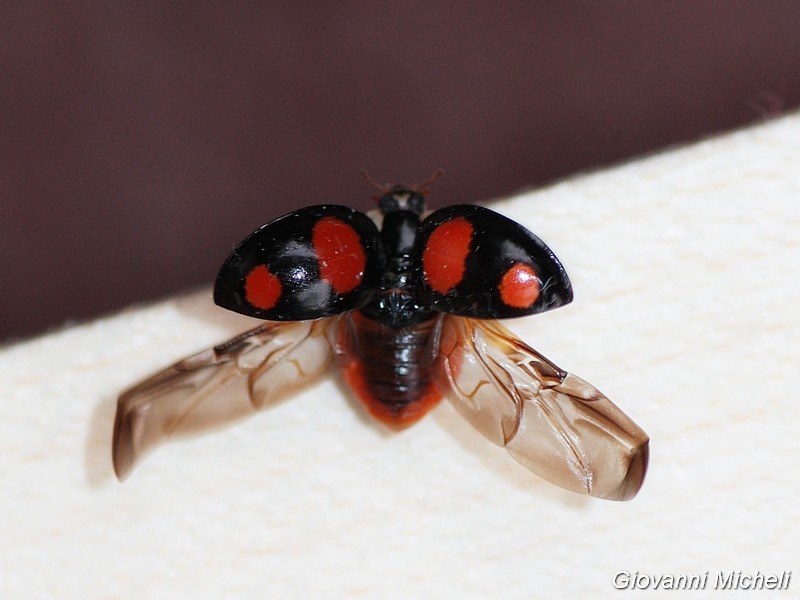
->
113, 174, 649, 500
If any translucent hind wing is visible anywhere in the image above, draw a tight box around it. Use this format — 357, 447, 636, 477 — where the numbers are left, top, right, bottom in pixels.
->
113, 319, 334, 480
433, 317, 648, 500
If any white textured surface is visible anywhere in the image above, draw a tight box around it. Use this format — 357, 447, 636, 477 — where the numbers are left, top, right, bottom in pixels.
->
2, 114, 799, 598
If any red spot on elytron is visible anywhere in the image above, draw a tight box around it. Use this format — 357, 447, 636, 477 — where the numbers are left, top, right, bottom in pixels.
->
499, 262, 540, 308
312, 217, 366, 294
245, 264, 282, 310
422, 217, 473, 293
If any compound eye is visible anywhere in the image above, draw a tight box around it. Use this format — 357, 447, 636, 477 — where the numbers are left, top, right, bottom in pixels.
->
407, 193, 426, 214
379, 194, 400, 213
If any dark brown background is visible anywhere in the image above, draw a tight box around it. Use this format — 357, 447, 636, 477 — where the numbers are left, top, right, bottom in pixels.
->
3, 3, 800, 342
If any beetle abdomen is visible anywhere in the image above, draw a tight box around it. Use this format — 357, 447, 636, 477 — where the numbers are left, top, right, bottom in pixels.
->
337, 312, 442, 428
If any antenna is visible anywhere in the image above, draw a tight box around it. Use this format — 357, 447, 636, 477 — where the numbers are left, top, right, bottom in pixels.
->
413, 169, 444, 195
360, 169, 444, 198
359, 170, 390, 195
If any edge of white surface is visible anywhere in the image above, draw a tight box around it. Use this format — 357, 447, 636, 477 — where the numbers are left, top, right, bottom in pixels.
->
2, 114, 799, 599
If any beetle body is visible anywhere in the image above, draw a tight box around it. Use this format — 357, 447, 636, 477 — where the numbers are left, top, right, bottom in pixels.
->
338, 197, 439, 427
113, 179, 648, 501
